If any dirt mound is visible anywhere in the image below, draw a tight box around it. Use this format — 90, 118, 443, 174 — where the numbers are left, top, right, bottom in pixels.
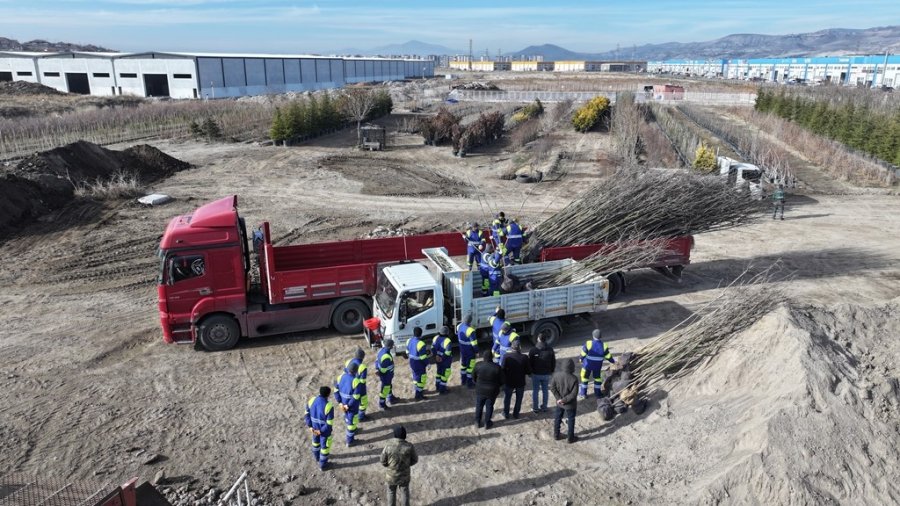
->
0, 141, 191, 237
320, 154, 470, 197
0, 80, 65, 96
658, 301, 900, 504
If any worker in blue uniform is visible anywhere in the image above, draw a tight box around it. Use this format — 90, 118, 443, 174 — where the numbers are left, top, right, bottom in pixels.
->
491, 213, 507, 258
376, 339, 399, 409
504, 218, 525, 265
462, 222, 485, 270
580, 329, 616, 398
489, 307, 506, 362
456, 314, 479, 388
495, 321, 520, 365
335, 362, 363, 446
407, 326, 432, 400
487, 255, 504, 297
344, 348, 369, 421
432, 326, 453, 394
478, 244, 493, 296
304, 386, 335, 470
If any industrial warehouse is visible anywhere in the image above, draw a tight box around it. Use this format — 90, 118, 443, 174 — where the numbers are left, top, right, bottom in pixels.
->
0, 51, 435, 99
649, 54, 900, 87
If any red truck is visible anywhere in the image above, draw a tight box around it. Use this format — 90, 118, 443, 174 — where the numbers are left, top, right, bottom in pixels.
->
156, 196, 692, 351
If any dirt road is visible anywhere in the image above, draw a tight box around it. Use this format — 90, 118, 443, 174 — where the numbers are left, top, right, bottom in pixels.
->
1, 125, 899, 505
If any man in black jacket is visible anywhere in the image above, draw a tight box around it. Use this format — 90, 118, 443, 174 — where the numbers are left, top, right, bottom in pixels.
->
501, 341, 530, 419
528, 332, 556, 413
472, 350, 504, 429
550, 358, 580, 443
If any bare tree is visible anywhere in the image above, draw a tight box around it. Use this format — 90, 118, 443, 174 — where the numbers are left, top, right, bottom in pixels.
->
343, 88, 376, 147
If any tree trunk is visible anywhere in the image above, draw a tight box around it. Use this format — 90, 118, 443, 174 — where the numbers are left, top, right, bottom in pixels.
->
357, 121, 362, 147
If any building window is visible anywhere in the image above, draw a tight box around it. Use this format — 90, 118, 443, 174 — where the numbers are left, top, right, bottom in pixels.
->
92, 72, 110, 78
43, 72, 60, 77
172, 74, 192, 79
17, 71, 32, 76
119, 73, 138, 78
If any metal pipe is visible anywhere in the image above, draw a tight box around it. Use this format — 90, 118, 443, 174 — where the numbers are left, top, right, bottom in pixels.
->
220, 471, 247, 505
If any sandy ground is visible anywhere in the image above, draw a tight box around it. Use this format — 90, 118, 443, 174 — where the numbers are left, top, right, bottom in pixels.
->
1, 114, 899, 505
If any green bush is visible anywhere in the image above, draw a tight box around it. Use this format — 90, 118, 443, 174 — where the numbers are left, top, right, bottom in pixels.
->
693, 143, 717, 172
572, 96, 610, 132
512, 99, 544, 123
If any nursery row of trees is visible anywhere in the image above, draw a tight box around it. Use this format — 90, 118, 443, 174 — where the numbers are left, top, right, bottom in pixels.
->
269, 89, 392, 144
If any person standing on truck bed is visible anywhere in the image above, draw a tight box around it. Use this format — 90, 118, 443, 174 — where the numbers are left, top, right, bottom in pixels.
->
487, 256, 504, 297
580, 329, 615, 399
376, 339, 399, 410
504, 218, 525, 265
478, 244, 493, 296
407, 327, 432, 401
432, 326, 453, 394
491, 212, 507, 258
344, 348, 369, 421
462, 222, 485, 270
304, 386, 334, 470
457, 314, 479, 389
335, 363, 363, 446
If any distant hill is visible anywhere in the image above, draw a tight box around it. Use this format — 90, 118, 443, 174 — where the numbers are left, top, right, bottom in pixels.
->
0, 37, 116, 53
509, 25, 900, 61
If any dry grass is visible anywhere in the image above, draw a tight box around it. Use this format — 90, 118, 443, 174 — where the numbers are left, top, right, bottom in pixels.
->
73, 172, 143, 200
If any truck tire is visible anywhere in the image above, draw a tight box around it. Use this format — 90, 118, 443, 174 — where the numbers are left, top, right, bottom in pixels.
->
531, 319, 562, 347
198, 314, 241, 351
607, 272, 623, 301
332, 300, 371, 334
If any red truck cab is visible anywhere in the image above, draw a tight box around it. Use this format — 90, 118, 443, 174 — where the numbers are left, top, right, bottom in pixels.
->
157, 196, 469, 351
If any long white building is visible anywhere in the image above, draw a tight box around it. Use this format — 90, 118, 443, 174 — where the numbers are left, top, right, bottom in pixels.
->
649, 55, 900, 87
0, 51, 436, 99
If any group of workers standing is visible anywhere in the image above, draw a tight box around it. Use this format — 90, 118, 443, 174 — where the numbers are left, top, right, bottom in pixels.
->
463, 211, 527, 297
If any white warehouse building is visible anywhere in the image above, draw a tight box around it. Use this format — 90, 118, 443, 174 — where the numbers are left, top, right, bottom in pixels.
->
0, 51, 436, 99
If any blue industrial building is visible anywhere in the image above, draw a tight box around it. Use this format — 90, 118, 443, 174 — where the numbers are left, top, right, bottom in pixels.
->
649, 55, 900, 87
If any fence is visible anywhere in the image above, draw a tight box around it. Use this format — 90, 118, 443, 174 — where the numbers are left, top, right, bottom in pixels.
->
449, 89, 758, 107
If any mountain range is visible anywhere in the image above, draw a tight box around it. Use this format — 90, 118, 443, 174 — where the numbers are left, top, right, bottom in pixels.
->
0, 37, 116, 53
510, 26, 900, 61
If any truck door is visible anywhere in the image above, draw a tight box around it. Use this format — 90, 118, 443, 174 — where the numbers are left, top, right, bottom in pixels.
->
164, 253, 210, 321
399, 288, 439, 335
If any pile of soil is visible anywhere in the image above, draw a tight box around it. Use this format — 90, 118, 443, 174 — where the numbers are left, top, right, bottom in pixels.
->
0, 140, 191, 237
0, 80, 65, 96
635, 301, 900, 504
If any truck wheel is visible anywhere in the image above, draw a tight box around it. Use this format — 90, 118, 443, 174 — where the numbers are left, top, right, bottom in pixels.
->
332, 300, 371, 334
531, 320, 562, 347
198, 314, 241, 351
607, 272, 623, 301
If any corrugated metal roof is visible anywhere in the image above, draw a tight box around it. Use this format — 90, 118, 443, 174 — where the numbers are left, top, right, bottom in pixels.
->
0, 51, 433, 61
385, 263, 436, 290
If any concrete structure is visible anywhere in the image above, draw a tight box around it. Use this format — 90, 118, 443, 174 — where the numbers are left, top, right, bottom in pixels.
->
0, 51, 435, 99
649, 55, 900, 87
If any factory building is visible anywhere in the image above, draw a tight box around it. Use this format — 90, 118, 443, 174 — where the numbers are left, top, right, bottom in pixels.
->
649, 55, 900, 87
0, 51, 435, 99
449, 58, 646, 73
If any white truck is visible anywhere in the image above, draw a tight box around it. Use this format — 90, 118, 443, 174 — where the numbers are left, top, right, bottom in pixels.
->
370, 247, 609, 353
718, 156, 764, 199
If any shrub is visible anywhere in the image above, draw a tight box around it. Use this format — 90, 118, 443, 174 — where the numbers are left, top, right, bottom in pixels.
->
693, 143, 717, 172
74, 172, 142, 200
454, 110, 504, 156
572, 96, 610, 132
419, 107, 460, 145
512, 99, 544, 123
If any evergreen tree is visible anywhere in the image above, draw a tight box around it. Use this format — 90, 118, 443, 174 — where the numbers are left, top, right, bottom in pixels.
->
269, 108, 289, 142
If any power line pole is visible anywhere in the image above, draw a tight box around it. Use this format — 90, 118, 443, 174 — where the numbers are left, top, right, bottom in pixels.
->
468, 38, 473, 71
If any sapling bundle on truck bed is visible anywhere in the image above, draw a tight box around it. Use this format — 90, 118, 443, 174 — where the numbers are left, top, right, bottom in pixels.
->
526, 169, 765, 259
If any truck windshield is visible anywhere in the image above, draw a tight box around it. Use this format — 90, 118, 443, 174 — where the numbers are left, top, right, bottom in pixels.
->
375, 271, 398, 319
157, 248, 167, 284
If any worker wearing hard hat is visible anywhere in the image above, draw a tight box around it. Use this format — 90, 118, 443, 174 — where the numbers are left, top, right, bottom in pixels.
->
494, 321, 520, 365
432, 326, 453, 394
579, 329, 616, 398
344, 348, 369, 421
376, 339, 399, 409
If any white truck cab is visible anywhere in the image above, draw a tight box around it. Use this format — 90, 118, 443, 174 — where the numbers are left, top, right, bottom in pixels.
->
718, 156, 764, 199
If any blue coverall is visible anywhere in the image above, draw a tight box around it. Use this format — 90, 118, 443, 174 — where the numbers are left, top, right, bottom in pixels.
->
335, 371, 362, 444
456, 322, 478, 387
304, 395, 334, 468
432, 334, 453, 393
580, 338, 615, 397
375, 347, 396, 409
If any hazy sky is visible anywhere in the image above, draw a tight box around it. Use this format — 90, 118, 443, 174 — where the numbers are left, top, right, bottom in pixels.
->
1, 0, 898, 53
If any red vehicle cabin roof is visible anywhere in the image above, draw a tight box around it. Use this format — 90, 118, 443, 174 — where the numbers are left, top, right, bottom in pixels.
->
159, 195, 241, 249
